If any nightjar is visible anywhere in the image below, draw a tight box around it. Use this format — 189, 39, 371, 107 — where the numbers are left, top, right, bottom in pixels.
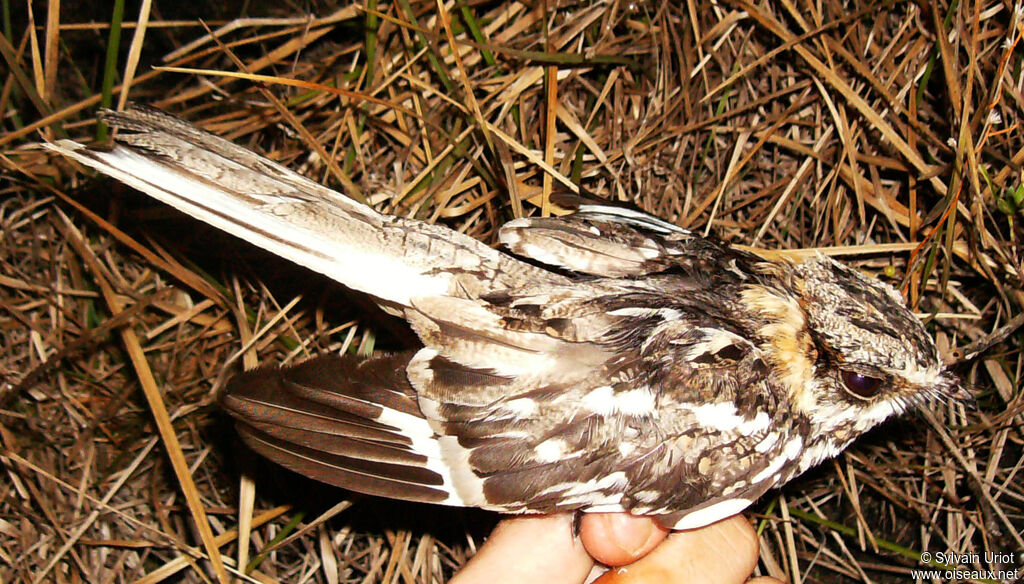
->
47, 105, 966, 530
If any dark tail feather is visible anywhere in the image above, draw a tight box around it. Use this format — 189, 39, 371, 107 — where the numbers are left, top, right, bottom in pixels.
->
219, 352, 456, 504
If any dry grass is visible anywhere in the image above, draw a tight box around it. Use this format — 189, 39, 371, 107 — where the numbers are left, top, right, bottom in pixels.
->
1, 0, 1022, 582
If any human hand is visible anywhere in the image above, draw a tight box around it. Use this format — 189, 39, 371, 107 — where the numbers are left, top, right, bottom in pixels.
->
451, 512, 784, 584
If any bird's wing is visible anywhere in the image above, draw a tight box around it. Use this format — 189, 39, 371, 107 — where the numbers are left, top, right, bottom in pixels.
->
221, 280, 784, 529
499, 212, 757, 280
45, 105, 560, 308
402, 271, 792, 524
549, 191, 689, 235
220, 343, 635, 514
220, 351, 465, 504
219, 285, 649, 512
498, 215, 675, 277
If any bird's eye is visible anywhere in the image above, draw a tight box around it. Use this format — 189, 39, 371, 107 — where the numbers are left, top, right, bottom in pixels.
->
841, 370, 883, 399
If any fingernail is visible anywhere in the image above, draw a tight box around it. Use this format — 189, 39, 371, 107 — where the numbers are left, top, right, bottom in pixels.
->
604, 514, 657, 556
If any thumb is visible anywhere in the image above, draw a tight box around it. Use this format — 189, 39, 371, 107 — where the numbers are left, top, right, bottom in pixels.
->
580, 513, 670, 566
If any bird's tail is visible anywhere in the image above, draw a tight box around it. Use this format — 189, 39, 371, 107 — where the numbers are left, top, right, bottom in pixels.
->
45, 105, 552, 307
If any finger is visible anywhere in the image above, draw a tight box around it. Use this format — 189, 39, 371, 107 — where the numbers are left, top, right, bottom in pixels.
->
747, 578, 785, 583
451, 514, 594, 584
592, 514, 759, 584
579, 513, 670, 566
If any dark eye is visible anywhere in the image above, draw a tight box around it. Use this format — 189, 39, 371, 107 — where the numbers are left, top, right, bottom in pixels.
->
841, 370, 883, 399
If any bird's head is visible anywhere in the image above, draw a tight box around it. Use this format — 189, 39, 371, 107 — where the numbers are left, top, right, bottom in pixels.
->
742, 256, 964, 450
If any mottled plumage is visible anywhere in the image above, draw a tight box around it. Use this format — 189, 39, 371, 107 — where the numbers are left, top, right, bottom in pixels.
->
47, 105, 966, 530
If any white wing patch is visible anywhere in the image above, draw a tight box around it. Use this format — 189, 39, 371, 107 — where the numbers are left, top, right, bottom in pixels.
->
689, 402, 744, 432
608, 307, 682, 320
671, 498, 752, 530
582, 386, 657, 417
534, 438, 570, 463
540, 472, 629, 508
750, 435, 803, 484
738, 411, 771, 434
501, 397, 539, 417
754, 432, 781, 453
435, 435, 487, 506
